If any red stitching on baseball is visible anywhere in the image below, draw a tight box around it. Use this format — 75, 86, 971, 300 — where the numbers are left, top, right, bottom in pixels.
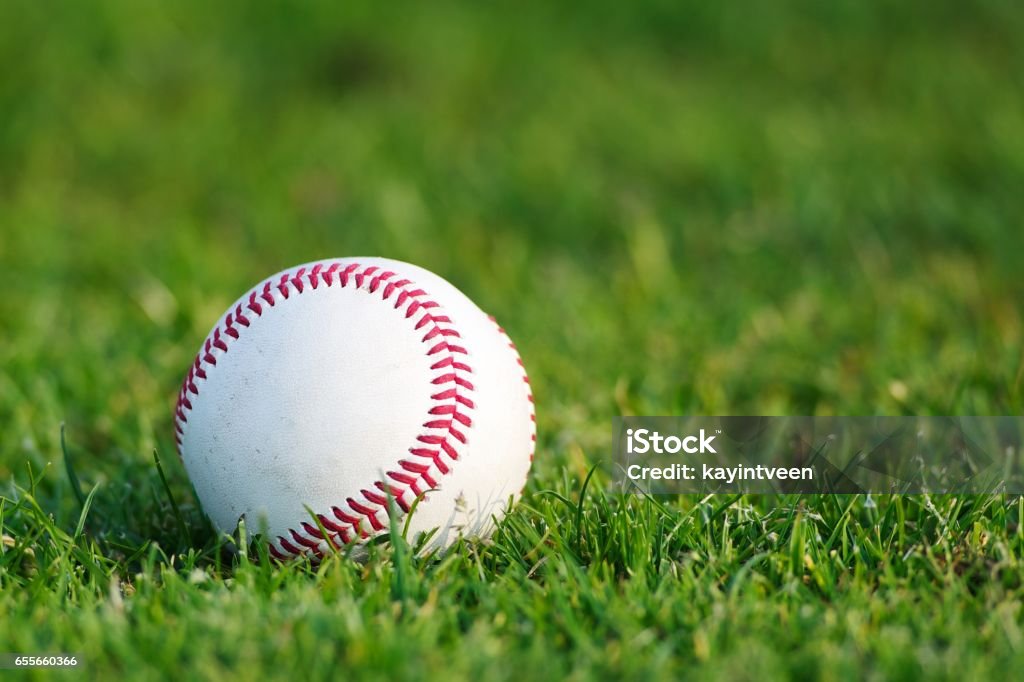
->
316, 514, 353, 544
174, 260, 476, 560
278, 536, 302, 555
408, 447, 450, 474
247, 293, 262, 315
431, 388, 474, 408
488, 314, 536, 465
398, 460, 437, 488
322, 263, 339, 286
346, 497, 384, 531
339, 264, 358, 287
301, 522, 325, 540
291, 528, 319, 549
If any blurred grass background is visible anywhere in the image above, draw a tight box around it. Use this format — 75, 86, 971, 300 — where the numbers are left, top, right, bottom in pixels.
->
4, 0, 1023, 470
2, 0, 1024, 678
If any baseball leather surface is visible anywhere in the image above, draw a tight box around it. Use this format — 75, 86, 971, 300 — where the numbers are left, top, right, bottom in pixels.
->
174, 258, 535, 560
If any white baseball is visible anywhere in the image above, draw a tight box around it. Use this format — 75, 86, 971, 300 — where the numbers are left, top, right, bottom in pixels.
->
174, 258, 535, 560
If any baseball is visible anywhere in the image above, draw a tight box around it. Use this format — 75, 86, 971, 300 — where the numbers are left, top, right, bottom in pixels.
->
174, 258, 535, 560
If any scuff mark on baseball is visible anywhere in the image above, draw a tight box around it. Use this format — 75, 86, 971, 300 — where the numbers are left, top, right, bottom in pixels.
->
173, 258, 535, 560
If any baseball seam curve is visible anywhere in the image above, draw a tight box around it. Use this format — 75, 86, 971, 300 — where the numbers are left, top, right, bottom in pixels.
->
489, 315, 536, 464
174, 261, 475, 560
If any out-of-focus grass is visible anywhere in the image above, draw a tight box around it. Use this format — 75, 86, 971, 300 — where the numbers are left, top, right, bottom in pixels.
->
2, 1, 1024, 679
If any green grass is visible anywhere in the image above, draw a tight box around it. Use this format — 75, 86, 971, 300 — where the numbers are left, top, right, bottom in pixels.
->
2, 0, 1024, 679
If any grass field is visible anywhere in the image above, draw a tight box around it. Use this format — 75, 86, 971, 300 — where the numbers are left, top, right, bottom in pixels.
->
3, 1, 1024, 679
